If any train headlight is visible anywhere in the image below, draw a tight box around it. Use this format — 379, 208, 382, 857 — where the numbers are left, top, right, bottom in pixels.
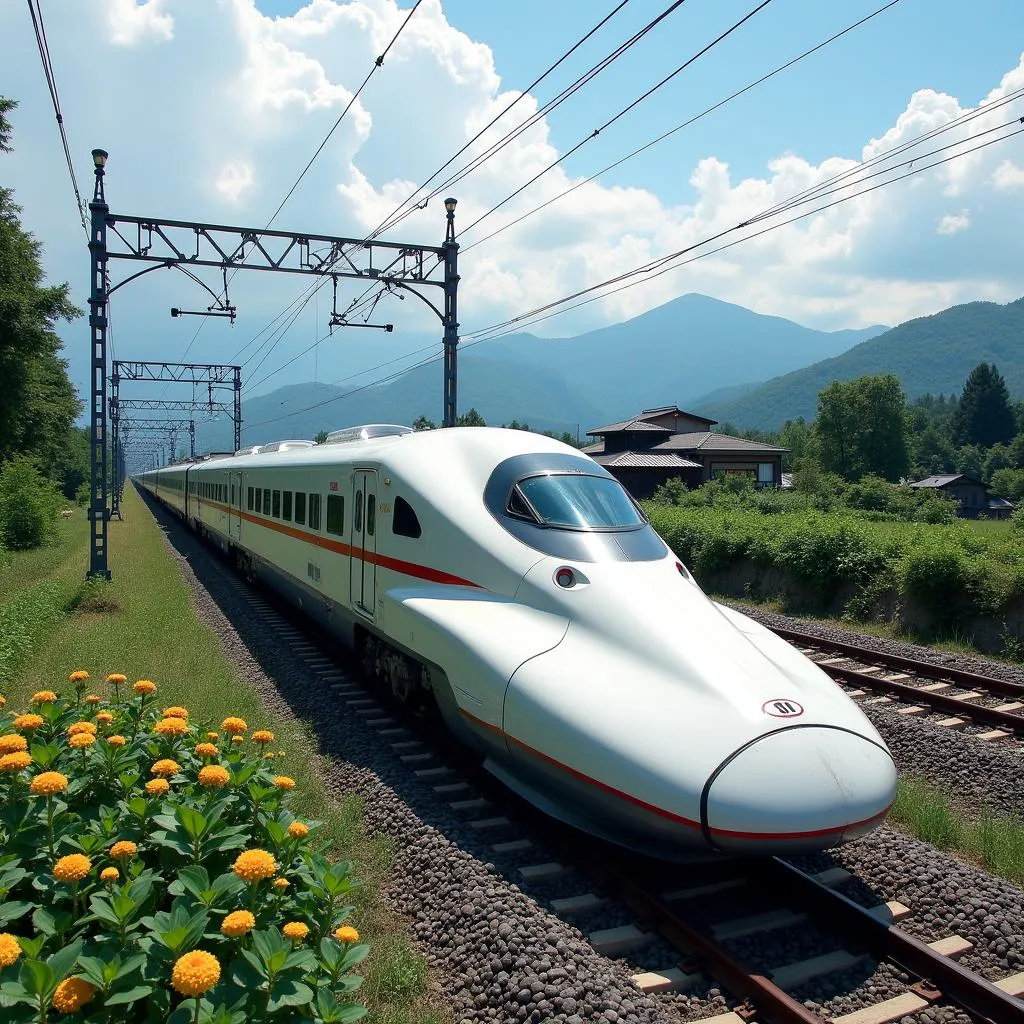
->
676, 561, 691, 580
554, 567, 576, 589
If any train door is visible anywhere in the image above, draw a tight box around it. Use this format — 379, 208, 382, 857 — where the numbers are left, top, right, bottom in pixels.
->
228, 471, 243, 542
350, 469, 377, 618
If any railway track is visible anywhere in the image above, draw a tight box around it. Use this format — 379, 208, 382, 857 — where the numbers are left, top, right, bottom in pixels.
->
766, 625, 1024, 741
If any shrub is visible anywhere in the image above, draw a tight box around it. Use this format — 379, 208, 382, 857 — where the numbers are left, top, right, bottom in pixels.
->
0, 675, 368, 1023
1012, 506, 1024, 534
0, 458, 63, 550
901, 536, 983, 622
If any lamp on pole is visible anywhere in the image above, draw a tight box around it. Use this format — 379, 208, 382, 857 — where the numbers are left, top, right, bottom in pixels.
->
442, 197, 460, 428
87, 149, 111, 579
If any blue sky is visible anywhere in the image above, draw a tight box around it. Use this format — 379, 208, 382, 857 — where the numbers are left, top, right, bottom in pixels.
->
2, 0, 1023, 419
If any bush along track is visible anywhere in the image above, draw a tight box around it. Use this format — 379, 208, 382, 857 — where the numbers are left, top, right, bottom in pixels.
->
0, 672, 369, 1024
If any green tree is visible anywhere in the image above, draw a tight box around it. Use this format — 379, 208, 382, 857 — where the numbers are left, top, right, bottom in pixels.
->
813, 375, 910, 481
456, 407, 486, 427
0, 97, 82, 471
990, 468, 1024, 503
0, 456, 63, 549
314, 430, 329, 444
951, 362, 1016, 447
412, 415, 436, 431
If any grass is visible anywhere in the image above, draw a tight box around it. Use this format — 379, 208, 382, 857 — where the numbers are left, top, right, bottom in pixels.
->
1, 486, 443, 1023
889, 775, 1024, 886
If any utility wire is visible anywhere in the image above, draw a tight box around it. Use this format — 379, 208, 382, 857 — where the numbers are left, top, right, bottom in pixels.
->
26, 0, 88, 236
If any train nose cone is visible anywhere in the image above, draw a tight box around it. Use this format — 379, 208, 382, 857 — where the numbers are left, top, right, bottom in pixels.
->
703, 726, 896, 854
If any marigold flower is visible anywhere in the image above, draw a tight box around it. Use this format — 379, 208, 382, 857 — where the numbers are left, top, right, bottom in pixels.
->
170, 950, 220, 997
334, 925, 359, 944
287, 821, 309, 839
163, 706, 189, 719
110, 840, 137, 859
151, 759, 180, 777
54, 854, 92, 883
232, 849, 277, 883
273, 877, 289, 890
220, 910, 256, 937
69, 733, 96, 750
194, 742, 218, 758
30, 771, 68, 796
231, 735, 243, 745
145, 778, 170, 796
282, 921, 309, 941
107, 735, 126, 747
13, 714, 43, 732
67, 721, 97, 737
31, 691, 57, 704
68, 671, 90, 684
84, 694, 101, 705
221, 717, 247, 735
0, 933, 21, 968
154, 717, 189, 737
0, 752, 32, 773
0, 734, 28, 755
96, 711, 114, 724
51, 976, 95, 1013
198, 764, 230, 788
132, 680, 156, 695
273, 776, 295, 790
0, 696, 4, 710
106, 673, 127, 684
207, 731, 219, 740
100, 867, 119, 883
252, 729, 274, 744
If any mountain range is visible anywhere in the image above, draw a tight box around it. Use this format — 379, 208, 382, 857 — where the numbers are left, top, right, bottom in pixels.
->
193, 292, 1024, 451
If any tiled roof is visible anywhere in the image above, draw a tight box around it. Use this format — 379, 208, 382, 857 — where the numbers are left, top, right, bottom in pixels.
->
655, 432, 789, 453
586, 417, 672, 436
580, 441, 605, 454
910, 475, 966, 488
590, 451, 703, 469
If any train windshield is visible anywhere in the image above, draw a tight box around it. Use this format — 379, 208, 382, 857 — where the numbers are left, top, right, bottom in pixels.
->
514, 473, 645, 530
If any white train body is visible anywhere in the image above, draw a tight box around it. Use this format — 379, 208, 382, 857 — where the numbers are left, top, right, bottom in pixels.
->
135, 426, 895, 859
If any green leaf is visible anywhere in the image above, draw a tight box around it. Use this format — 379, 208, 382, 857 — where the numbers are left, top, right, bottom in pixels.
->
46, 939, 83, 983
20, 960, 55, 998
169, 865, 210, 900
0, 903, 32, 926
229, 954, 264, 989
16, 937, 44, 960
104, 983, 154, 1006
176, 806, 208, 841
28, 743, 60, 769
337, 945, 370, 973
73, 956, 108, 991
266, 978, 314, 1013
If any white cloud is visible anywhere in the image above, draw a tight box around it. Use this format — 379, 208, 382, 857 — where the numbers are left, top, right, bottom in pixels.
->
215, 161, 256, 202
937, 210, 970, 235
107, 0, 174, 46
993, 159, 1024, 190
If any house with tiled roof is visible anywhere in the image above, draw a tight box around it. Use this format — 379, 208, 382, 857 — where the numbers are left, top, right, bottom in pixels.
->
583, 405, 788, 498
908, 474, 1014, 519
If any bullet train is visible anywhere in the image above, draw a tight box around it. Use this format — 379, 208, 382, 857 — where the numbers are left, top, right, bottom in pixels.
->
135, 425, 896, 860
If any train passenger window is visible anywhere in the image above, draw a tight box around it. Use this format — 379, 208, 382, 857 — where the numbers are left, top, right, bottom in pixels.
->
231, 484, 236, 506
247, 487, 254, 512
254, 488, 262, 513
354, 490, 363, 532
263, 489, 271, 516
366, 495, 376, 537
294, 491, 306, 526
326, 495, 345, 536
272, 490, 281, 518
392, 497, 422, 539
308, 493, 321, 531
282, 491, 292, 522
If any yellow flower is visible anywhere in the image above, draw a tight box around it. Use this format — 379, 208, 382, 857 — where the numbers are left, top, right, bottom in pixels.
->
198, 765, 230, 788
84, 694, 101, 705
30, 771, 68, 796
163, 706, 189, 719
194, 743, 218, 758
107, 735, 126, 747
100, 867, 119, 883
231, 736, 243, 745
51, 976, 95, 1013
150, 759, 180, 777
252, 730, 274, 744
282, 921, 308, 941
68, 671, 90, 684
287, 821, 309, 839
221, 717, 247, 735
0, 752, 32, 774
110, 840, 137, 859
96, 711, 114, 725
105, 673, 127, 684
273, 776, 295, 790
0, 695, 4, 710
232, 849, 277, 883
220, 910, 256, 937
154, 717, 189, 737
132, 680, 156, 695
69, 733, 96, 750
145, 778, 170, 796
170, 950, 220, 997
334, 925, 359, 944
31, 691, 57, 704
273, 877, 289, 890
67, 722, 97, 738
206, 731, 219, 741
13, 714, 43, 732
0, 734, 28, 755
0, 932, 21, 968
54, 854, 92, 883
